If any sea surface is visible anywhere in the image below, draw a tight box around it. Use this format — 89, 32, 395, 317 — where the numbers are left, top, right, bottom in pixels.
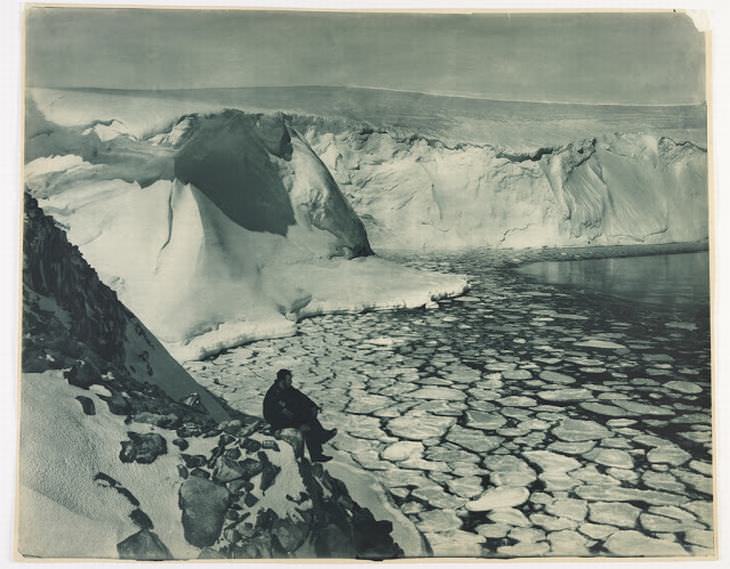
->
186, 251, 713, 557
518, 251, 710, 313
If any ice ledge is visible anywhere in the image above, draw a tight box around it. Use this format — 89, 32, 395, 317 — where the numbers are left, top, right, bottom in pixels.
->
167, 257, 469, 362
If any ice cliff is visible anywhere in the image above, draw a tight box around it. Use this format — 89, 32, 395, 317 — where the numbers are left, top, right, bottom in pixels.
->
300, 125, 708, 252
24, 103, 468, 360
18, 193, 409, 560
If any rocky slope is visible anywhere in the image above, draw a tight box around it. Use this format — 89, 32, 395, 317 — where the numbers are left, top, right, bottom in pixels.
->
18, 193, 407, 560
24, 103, 467, 360
299, 124, 708, 252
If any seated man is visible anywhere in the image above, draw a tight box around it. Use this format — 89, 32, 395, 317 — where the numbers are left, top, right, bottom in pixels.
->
263, 368, 337, 462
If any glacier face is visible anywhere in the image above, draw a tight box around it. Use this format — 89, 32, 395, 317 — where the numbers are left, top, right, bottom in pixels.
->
301, 125, 708, 252
25, 104, 467, 360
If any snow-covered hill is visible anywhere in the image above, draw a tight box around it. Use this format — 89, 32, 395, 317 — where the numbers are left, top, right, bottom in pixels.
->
24, 103, 467, 360
301, 126, 708, 252
19, 193, 413, 560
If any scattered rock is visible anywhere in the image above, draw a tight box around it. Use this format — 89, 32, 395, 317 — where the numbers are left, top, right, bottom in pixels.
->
133, 411, 181, 429
119, 432, 167, 464
75, 395, 95, 415
213, 457, 247, 483
117, 529, 172, 560
178, 477, 230, 548
63, 361, 99, 389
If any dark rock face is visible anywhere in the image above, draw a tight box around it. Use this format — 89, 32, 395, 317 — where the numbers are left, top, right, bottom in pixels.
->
119, 432, 167, 464
22, 192, 235, 423
99, 392, 132, 416
116, 529, 172, 561
314, 524, 356, 558
23, 193, 132, 369
64, 362, 99, 389
179, 477, 231, 548
129, 508, 154, 530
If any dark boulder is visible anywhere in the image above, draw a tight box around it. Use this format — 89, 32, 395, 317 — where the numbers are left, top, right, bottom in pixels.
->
133, 411, 181, 429
116, 529, 172, 560
63, 360, 99, 389
181, 454, 207, 468
119, 432, 167, 464
75, 395, 96, 415
100, 392, 132, 415
237, 457, 265, 479
314, 523, 356, 558
179, 477, 230, 548
240, 438, 262, 453
213, 457, 247, 483
271, 516, 310, 553
129, 508, 154, 530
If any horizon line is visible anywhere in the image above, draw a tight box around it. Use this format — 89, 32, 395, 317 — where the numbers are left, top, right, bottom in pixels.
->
25, 83, 707, 108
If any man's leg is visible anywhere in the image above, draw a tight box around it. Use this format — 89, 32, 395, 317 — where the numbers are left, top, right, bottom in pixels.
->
306, 414, 337, 443
299, 423, 325, 459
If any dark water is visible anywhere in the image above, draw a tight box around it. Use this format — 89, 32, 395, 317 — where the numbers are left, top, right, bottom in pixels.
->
517, 252, 710, 312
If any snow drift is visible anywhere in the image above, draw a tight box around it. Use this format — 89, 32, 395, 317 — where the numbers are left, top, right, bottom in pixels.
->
301, 126, 709, 252
24, 105, 467, 360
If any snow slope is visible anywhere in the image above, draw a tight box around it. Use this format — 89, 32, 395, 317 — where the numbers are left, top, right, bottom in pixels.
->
302, 127, 708, 252
18, 193, 414, 560
25, 106, 467, 360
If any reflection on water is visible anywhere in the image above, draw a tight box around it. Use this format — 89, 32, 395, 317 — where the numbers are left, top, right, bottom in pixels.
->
517, 252, 709, 309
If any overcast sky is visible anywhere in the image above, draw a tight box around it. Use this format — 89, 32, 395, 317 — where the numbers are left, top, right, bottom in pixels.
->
25, 8, 706, 105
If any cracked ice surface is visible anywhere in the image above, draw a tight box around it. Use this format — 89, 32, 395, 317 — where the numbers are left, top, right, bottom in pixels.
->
185, 251, 713, 558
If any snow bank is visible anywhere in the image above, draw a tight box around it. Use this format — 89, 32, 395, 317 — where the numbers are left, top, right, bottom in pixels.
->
18, 371, 203, 559
303, 128, 708, 252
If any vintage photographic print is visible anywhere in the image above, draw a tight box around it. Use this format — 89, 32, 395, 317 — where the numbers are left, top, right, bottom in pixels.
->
18, 5, 713, 561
